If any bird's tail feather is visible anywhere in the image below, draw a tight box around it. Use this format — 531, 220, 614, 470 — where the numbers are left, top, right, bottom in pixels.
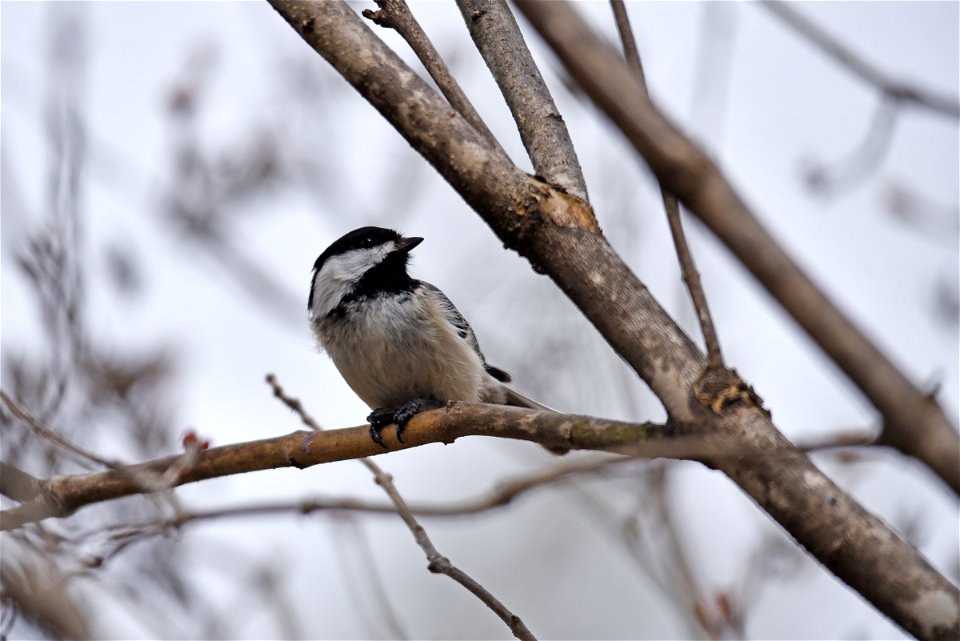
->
501, 386, 553, 412
498, 386, 568, 455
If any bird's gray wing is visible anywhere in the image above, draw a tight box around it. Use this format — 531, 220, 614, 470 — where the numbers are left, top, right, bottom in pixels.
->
420, 282, 512, 382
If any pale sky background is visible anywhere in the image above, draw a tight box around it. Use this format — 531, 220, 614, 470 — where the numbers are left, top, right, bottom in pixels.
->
2, 2, 958, 639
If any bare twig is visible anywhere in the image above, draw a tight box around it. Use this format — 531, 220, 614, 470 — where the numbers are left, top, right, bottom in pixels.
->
456, 0, 589, 202
610, 0, 725, 368
265, 373, 323, 432
1, 391, 123, 470
760, 1, 960, 119
81, 456, 634, 534
361, 0, 503, 155
804, 94, 901, 196
648, 465, 720, 639
331, 517, 409, 639
371, 463, 536, 640
264, 375, 536, 641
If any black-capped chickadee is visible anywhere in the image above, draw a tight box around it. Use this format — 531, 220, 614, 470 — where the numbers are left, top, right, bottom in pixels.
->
309, 226, 549, 448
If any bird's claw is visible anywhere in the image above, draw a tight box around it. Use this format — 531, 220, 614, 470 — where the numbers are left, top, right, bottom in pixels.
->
366, 399, 443, 448
366, 408, 395, 448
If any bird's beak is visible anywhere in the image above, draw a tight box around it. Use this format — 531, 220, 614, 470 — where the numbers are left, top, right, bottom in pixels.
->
396, 236, 424, 254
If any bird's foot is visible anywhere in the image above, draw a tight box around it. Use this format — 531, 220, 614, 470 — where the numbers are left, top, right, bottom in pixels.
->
366, 399, 443, 448
366, 408, 396, 448
393, 398, 443, 442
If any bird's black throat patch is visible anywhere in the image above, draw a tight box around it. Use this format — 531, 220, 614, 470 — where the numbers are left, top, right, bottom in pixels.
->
328, 253, 418, 319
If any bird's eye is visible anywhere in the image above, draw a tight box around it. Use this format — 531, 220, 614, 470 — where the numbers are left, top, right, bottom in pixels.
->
361, 237, 375, 248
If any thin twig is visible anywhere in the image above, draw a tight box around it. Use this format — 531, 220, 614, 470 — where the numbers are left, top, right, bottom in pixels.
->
370, 463, 536, 641
331, 516, 409, 639
1, 390, 123, 469
77, 428, 877, 535
804, 94, 900, 196
361, 0, 504, 155
1, 388, 199, 524
264, 374, 536, 641
761, 1, 960, 119
610, 0, 724, 368
265, 373, 323, 432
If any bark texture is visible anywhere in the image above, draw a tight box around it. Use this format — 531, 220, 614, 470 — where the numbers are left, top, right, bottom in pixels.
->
261, 2, 957, 638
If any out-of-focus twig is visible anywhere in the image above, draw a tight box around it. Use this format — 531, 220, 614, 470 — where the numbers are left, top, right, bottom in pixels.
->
610, 0, 725, 369
804, 94, 900, 196
761, 0, 960, 119
1, 559, 91, 640
882, 180, 960, 245
1, 391, 122, 470
0, 463, 44, 503
331, 516, 409, 639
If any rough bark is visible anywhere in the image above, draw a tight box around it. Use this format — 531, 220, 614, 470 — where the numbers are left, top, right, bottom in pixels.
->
514, 0, 960, 497
455, 0, 589, 202
264, 2, 960, 638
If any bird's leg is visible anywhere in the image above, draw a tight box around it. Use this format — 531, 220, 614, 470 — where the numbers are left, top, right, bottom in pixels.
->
366, 399, 443, 448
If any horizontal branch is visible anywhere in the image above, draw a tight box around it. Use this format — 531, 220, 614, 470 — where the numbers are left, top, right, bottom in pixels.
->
0, 404, 703, 530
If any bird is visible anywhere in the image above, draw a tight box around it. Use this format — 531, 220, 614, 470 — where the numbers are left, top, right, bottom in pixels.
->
308, 226, 549, 448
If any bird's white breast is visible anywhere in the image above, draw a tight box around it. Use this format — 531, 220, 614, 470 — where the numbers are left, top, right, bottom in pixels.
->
312, 290, 486, 409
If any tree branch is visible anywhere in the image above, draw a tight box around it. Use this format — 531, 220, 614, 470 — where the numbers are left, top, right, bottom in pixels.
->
0, 403, 694, 530
513, 0, 959, 498
455, 0, 589, 202
0, 462, 43, 502
760, 0, 960, 119
361, 0, 504, 155
97, 456, 631, 534
1, 390, 124, 470
609, 0, 725, 369
268, 2, 958, 638
368, 461, 537, 641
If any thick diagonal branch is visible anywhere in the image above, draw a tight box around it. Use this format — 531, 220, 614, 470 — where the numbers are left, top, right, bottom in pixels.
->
514, 0, 959, 498
267, 2, 958, 638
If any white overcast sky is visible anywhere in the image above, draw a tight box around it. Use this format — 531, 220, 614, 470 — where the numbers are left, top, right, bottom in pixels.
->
2, 2, 958, 639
